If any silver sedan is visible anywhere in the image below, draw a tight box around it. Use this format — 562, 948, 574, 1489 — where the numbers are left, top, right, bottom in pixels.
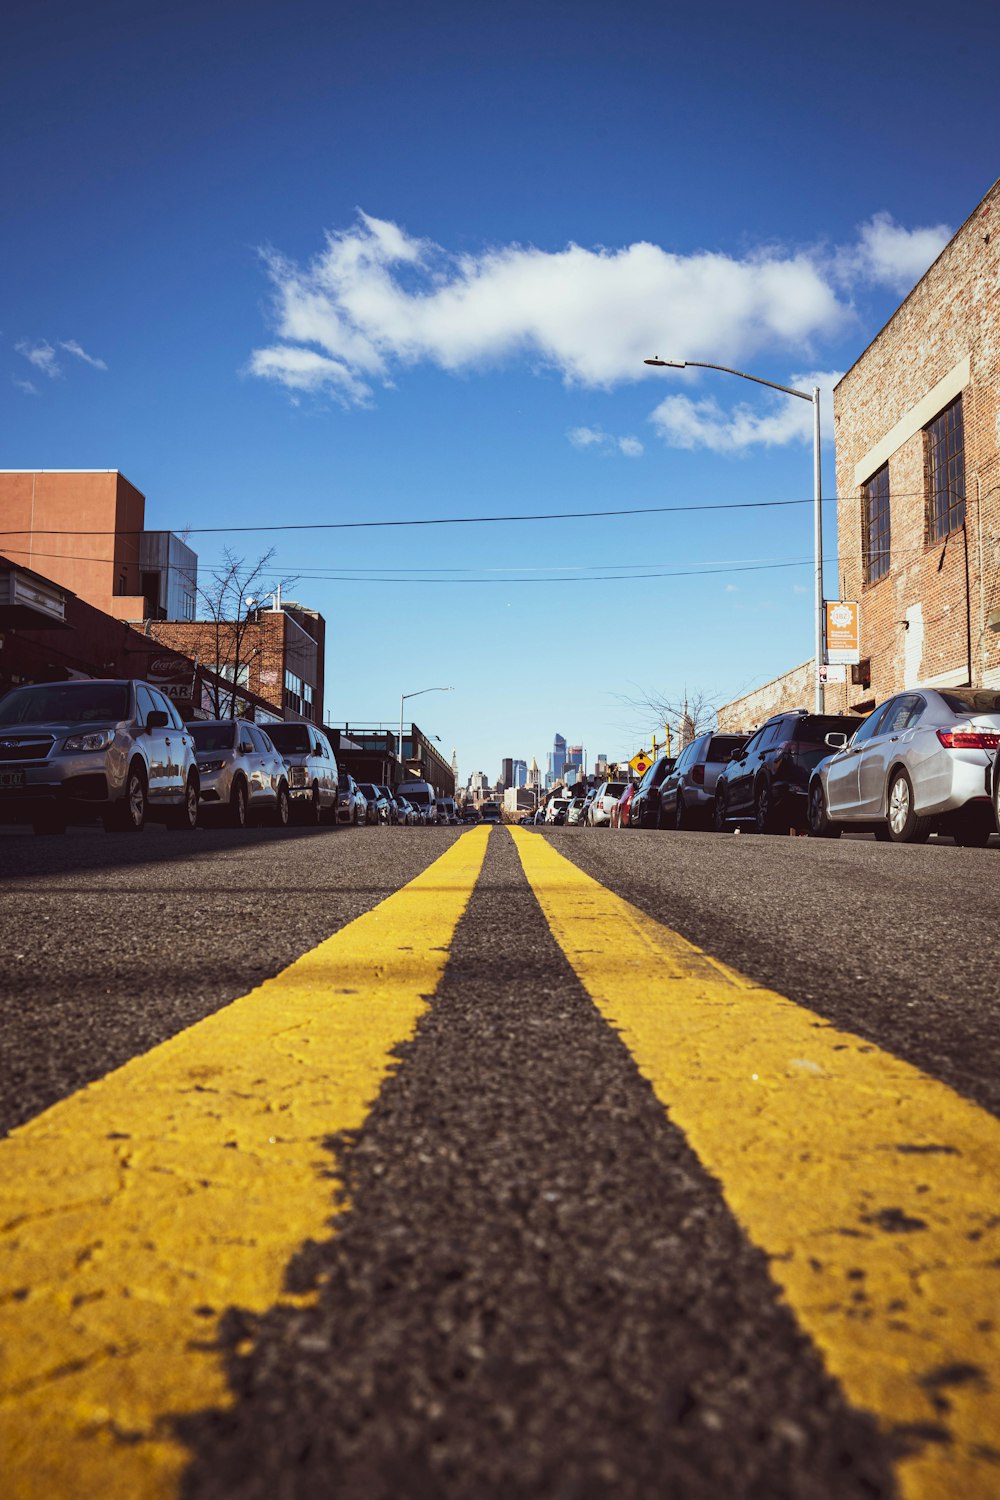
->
808, 687, 1000, 845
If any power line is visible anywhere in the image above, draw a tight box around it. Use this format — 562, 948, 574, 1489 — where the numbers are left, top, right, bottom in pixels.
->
0, 494, 839, 538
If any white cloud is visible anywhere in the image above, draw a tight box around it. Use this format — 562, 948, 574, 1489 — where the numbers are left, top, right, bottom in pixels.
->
568, 425, 643, 457
724, 583, 739, 593
16, 339, 60, 378
839, 212, 951, 292
568, 425, 607, 448
12, 376, 38, 395
250, 211, 849, 405
649, 370, 842, 455
60, 339, 107, 370
247, 344, 373, 404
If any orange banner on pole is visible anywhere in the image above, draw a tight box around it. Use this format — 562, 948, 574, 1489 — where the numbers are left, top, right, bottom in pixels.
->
825, 600, 860, 665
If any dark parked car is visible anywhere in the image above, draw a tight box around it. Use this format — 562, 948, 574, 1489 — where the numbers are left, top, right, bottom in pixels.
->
629, 755, 676, 829
714, 711, 864, 834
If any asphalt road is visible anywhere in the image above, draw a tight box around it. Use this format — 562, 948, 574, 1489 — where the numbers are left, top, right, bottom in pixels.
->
2, 821, 999, 1499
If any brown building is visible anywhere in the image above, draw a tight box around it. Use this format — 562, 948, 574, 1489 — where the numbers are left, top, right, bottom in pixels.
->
833, 179, 1000, 710
0, 469, 197, 623
149, 602, 325, 724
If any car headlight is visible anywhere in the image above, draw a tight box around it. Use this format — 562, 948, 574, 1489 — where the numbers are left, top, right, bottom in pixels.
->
63, 729, 116, 752
289, 767, 309, 787
198, 759, 227, 773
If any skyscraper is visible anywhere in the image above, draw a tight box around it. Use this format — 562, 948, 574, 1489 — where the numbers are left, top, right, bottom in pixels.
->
548, 733, 566, 786
512, 758, 527, 788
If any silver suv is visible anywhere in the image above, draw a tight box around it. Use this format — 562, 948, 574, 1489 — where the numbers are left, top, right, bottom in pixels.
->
265, 722, 339, 824
0, 678, 199, 834
658, 732, 749, 830
188, 719, 291, 828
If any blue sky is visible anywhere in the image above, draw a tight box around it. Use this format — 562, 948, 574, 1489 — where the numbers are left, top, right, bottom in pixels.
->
4, 0, 999, 782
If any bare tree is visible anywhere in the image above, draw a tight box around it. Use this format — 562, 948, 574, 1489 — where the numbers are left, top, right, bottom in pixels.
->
618, 684, 724, 753
197, 549, 295, 718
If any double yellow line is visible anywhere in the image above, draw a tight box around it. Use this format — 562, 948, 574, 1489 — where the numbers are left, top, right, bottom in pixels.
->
2, 825, 999, 1500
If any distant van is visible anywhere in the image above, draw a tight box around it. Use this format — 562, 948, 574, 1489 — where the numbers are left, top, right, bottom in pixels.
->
396, 780, 436, 816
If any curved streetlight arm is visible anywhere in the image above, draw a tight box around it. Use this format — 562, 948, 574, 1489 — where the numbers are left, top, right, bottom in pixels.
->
398, 686, 454, 768
643, 357, 824, 711
644, 357, 813, 403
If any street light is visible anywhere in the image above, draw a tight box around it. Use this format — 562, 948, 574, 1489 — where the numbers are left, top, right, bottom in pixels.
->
398, 686, 453, 773
644, 357, 824, 712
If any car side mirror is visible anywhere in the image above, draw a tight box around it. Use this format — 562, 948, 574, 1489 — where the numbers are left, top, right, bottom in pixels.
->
146, 710, 169, 730
825, 732, 848, 750
729, 747, 743, 760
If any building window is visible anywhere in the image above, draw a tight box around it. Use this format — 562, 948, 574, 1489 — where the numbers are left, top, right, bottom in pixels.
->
861, 464, 891, 586
285, 669, 314, 718
181, 592, 195, 621
925, 396, 966, 542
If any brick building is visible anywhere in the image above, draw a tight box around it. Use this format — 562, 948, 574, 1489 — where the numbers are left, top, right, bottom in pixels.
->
149, 602, 325, 724
833, 178, 1000, 710
0, 470, 197, 623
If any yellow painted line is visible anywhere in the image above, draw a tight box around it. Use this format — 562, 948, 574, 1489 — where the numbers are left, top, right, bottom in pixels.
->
511, 827, 1000, 1500
0, 827, 489, 1500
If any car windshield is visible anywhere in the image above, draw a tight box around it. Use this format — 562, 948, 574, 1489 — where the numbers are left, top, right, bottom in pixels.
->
707, 735, 747, 761
793, 715, 864, 742
189, 722, 237, 752
266, 724, 312, 754
0, 682, 130, 725
358, 784, 378, 797
940, 690, 1000, 715
398, 786, 431, 805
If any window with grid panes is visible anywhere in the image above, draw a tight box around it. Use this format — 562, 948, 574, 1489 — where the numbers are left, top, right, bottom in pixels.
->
925, 397, 966, 541
862, 463, 891, 585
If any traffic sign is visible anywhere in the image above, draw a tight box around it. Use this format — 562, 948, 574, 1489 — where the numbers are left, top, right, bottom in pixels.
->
629, 751, 650, 775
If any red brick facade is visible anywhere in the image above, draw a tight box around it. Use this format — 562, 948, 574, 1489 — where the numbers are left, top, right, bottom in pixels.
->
832, 179, 1000, 709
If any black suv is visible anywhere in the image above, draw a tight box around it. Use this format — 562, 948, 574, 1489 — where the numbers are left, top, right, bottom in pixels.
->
714, 710, 863, 834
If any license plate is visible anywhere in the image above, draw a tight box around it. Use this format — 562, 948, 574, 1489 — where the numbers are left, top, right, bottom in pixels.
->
0, 770, 25, 788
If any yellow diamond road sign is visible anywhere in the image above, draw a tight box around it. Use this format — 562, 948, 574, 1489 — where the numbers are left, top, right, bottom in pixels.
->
629, 750, 651, 774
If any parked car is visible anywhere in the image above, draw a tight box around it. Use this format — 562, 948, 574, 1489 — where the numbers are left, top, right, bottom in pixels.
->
357, 782, 391, 824
395, 795, 418, 826
586, 780, 628, 827
396, 778, 437, 822
0, 678, 200, 834
808, 688, 1000, 845
628, 756, 676, 829
336, 772, 364, 825
659, 732, 749, 830
376, 784, 401, 824
714, 711, 863, 834
265, 722, 339, 824
566, 796, 588, 825
480, 800, 502, 824
189, 719, 291, 827
545, 796, 571, 824
611, 781, 636, 828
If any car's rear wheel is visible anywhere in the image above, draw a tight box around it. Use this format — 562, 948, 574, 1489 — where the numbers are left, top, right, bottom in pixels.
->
675, 794, 691, 831
105, 763, 147, 833
274, 783, 291, 828
807, 780, 841, 838
754, 781, 779, 835
713, 790, 728, 832
227, 778, 248, 829
953, 805, 995, 847
886, 769, 931, 844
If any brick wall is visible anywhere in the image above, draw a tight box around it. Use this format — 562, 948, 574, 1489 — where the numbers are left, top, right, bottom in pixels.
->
717, 660, 817, 732
833, 179, 1000, 705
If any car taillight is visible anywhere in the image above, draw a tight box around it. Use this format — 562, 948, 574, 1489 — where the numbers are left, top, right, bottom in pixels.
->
691, 765, 705, 785
597, 800, 604, 809
937, 728, 1000, 750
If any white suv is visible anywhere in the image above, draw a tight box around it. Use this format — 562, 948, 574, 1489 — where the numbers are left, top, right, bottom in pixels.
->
586, 780, 627, 827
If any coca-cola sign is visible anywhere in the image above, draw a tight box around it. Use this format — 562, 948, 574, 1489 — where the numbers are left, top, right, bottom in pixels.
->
149, 654, 189, 678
